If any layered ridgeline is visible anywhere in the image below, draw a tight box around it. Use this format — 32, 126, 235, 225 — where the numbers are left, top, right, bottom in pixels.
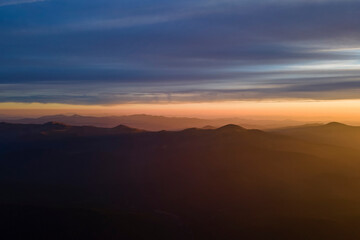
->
0, 121, 143, 141
1, 114, 307, 131
272, 122, 360, 150
1, 122, 360, 239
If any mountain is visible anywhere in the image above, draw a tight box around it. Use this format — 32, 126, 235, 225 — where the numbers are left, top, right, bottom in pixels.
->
272, 122, 360, 150
201, 125, 216, 129
2, 123, 360, 239
2, 114, 227, 130
2, 114, 309, 130
0, 121, 143, 141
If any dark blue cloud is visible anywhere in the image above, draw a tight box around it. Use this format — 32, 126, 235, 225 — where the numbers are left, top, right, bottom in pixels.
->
1, 0, 360, 104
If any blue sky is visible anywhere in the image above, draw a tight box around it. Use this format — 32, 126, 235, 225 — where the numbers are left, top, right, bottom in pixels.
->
1, 0, 360, 105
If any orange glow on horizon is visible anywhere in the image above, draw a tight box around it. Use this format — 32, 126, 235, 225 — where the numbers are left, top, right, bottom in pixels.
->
1, 99, 360, 123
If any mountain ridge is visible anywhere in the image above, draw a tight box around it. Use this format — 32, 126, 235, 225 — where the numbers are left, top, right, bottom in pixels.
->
272, 122, 360, 150
1, 114, 312, 131
0, 121, 144, 140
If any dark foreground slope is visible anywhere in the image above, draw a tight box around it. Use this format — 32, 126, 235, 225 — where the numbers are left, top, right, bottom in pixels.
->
2, 123, 360, 239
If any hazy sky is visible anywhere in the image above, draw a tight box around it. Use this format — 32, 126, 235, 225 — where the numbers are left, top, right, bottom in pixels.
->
1, 0, 360, 118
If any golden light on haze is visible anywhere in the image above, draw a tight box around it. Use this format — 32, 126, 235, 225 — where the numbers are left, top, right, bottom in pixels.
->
2, 99, 360, 124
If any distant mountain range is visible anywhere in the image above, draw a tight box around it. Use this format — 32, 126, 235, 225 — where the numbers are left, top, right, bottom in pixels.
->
272, 122, 360, 150
0, 121, 143, 141
2, 121, 360, 239
1, 114, 309, 131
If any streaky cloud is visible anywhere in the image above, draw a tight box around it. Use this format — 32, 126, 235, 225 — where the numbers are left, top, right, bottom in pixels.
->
1, 0, 360, 104
0, 0, 45, 7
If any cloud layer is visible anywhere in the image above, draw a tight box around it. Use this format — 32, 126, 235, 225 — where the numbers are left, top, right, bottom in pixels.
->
1, 0, 360, 104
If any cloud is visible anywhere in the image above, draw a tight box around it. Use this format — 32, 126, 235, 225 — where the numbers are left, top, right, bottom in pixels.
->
1, 0, 360, 104
0, 0, 45, 7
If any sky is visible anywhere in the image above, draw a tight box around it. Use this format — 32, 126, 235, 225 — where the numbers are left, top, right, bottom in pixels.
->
1, 0, 360, 120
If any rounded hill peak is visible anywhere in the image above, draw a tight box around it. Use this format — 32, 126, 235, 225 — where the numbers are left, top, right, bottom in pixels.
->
112, 124, 143, 133
325, 122, 348, 127
217, 124, 246, 131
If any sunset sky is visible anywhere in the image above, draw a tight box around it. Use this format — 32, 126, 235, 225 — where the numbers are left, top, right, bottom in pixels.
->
1, 0, 360, 120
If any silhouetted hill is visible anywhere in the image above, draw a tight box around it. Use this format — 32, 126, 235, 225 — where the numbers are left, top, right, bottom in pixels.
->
2, 123, 360, 239
3, 114, 309, 130
272, 122, 360, 150
4, 114, 220, 130
201, 125, 216, 129
217, 124, 246, 132
0, 122, 143, 141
